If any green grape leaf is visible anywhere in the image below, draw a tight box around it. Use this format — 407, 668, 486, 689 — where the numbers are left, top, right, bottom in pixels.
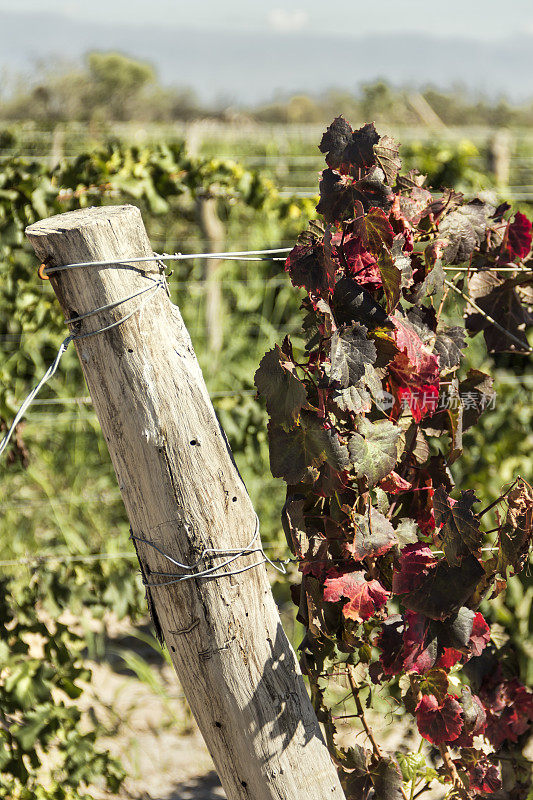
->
268, 415, 349, 484
330, 323, 377, 388
254, 344, 307, 425
348, 418, 401, 487
434, 486, 482, 566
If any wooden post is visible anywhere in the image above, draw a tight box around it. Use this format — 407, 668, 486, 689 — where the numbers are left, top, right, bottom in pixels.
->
49, 124, 65, 170
488, 129, 511, 187
196, 195, 224, 354
26, 206, 345, 800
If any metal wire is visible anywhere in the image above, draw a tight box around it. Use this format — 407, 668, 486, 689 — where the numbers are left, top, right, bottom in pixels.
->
43, 248, 292, 276
0, 277, 166, 457
130, 514, 287, 587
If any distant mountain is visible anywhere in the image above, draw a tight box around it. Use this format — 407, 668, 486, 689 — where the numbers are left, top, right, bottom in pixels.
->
1, 10, 532, 103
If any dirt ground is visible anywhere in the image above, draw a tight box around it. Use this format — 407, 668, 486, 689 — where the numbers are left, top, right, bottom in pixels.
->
82, 627, 410, 800
81, 621, 419, 800
84, 655, 226, 799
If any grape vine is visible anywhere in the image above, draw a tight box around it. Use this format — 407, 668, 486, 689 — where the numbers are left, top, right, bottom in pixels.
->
255, 118, 533, 799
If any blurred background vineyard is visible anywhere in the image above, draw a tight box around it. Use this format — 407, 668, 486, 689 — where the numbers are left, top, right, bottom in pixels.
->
1, 52, 532, 800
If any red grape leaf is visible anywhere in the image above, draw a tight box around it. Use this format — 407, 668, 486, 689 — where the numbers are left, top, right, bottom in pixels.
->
469, 612, 490, 657
323, 570, 389, 622
467, 757, 501, 794
391, 315, 440, 385
333, 231, 382, 287
390, 318, 440, 417
436, 647, 463, 670
254, 345, 307, 425
505, 211, 532, 260
479, 674, 533, 748
402, 611, 438, 674
433, 486, 482, 566
415, 694, 463, 745
392, 543, 437, 594
379, 471, 412, 494
396, 384, 439, 424
319, 118, 379, 175
353, 206, 394, 253
377, 612, 437, 675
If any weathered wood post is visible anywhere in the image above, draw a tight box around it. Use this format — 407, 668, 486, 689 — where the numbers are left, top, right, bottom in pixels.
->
26, 206, 345, 800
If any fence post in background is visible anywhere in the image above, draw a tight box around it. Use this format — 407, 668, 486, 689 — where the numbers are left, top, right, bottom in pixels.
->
196, 194, 224, 354
26, 206, 345, 800
49, 124, 65, 170
407, 93, 445, 129
488, 129, 511, 187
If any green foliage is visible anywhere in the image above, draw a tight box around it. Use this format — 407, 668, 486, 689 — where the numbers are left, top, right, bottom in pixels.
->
0, 575, 125, 799
401, 139, 489, 192
0, 140, 312, 795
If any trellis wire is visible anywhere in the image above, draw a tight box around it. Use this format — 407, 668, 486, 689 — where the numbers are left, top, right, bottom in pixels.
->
130, 514, 287, 587
0, 275, 166, 458
0, 544, 502, 571
43, 248, 292, 275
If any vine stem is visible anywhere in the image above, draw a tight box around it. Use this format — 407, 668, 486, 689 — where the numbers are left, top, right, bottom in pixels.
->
436, 280, 451, 321
347, 667, 410, 800
438, 743, 466, 794
477, 477, 519, 519
444, 279, 533, 353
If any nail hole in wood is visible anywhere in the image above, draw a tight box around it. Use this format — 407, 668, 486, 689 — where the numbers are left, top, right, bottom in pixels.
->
214, 721, 222, 728
241, 781, 248, 788
190, 439, 199, 446
232, 496, 237, 502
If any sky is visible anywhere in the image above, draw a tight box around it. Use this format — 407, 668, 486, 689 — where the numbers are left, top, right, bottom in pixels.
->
2, 0, 533, 40
1, 2, 532, 102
